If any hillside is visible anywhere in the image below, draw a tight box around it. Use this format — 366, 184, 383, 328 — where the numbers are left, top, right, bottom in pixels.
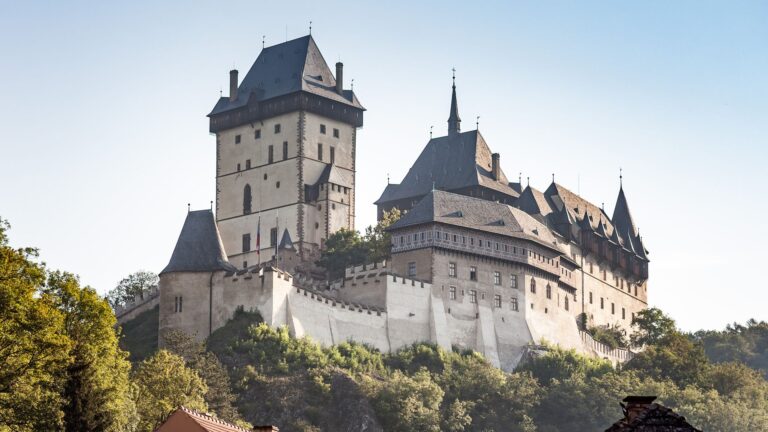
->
127, 308, 767, 432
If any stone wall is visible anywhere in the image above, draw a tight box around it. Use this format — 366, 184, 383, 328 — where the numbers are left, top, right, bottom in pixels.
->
115, 286, 160, 324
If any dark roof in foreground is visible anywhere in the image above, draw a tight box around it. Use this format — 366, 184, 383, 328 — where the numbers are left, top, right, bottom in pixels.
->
605, 397, 701, 432
209, 35, 363, 116
161, 210, 236, 274
155, 406, 278, 431
389, 190, 563, 253
375, 130, 520, 204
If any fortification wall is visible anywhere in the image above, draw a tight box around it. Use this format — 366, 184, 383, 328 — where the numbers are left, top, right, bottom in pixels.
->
115, 286, 160, 324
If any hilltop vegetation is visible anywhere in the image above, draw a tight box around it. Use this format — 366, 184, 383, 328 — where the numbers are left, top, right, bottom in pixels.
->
2, 215, 768, 432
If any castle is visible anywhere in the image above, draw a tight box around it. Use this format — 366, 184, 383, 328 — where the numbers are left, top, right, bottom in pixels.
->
131, 35, 649, 370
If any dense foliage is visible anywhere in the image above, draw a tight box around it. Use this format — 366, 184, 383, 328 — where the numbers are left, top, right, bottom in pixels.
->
317, 209, 401, 279
106, 270, 158, 309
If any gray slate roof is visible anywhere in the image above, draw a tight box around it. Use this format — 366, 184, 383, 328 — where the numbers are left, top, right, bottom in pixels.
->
375, 130, 520, 204
389, 190, 563, 253
161, 210, 236, 274
209, 35, 363, 116
316, 164, 353, 188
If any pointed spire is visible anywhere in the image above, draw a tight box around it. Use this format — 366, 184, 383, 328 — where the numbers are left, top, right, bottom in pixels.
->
612, 185, 638, 242
447, 68, 461, 136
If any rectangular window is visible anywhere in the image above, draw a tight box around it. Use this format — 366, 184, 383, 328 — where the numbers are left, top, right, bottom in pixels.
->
333, 128, 339, 138
469, 266, 477, 281
611, 303, 615, 314
449, 262, 456, 277
493, 271, 501, 285
255, 129, 261, 139
245, 159, 251, 169
283, 141, 288, 160
511, 297, 519, 311
274, 124, 281, 134
235, 134, 241, 144
242, 233, 251, 252
449, 286, 456, 300
494, 294, 502, 308
622, 307, 626, 319
330, 146, 335, 164
407, 262, 416, 277
174, 296, 183, 313
600, 298, 604, 309
510, 274, 518, 289
268, 145, 274, 163
320, 124, 326, 134
589, 292, 593, 304
237, 163, 241, 172
243, 261, 247, 268
318, 143, 323, 161
469, 290, 477, 304
270, 227, 277, 246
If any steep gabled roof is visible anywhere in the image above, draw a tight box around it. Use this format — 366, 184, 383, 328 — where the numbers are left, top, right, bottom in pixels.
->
389, 190, 562, 253
161, 210, 236, 274
209, 35, 363, 116
375, 130, 519, 204
518, 186, 553, 217
279, 229, 295, 250
612, 186, 638, 240
316, 164, 353, 188
545, 182, 617, 236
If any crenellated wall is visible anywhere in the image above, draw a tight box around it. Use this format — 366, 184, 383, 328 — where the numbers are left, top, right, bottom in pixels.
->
115, 286, 160, 324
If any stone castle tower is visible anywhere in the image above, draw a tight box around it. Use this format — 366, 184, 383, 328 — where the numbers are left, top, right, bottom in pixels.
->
207, 35, 365, 268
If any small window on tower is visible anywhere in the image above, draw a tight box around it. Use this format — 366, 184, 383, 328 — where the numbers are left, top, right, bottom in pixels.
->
283, 141, 288, 160
237, 163, 241, 172
255, 129, 261, 139
320, 124, 326, 134
270, 228, 277, 246
469, 266, 477, 281
449, 286, 456, 300
494, 294, 502, 308
330, 146, 335, 164
245, 159, 251, 169
274, 124, 281, 134
407, 262, 416, 277
333, 128, 339, 138
242, 233, 251, 252
276, 181, 280, 189
318, 143, 323, 161
235, 134, 241, 144
268, 145, 274, 163
511, 297, 519, 311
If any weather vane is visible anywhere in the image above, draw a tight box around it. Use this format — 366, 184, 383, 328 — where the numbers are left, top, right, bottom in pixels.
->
430, 125, 433, 139
309, 20, 312, 35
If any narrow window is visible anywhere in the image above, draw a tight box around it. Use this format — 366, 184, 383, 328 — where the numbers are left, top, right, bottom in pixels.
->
270, 227, 277, 246
611, 303, 615, 314
276, 181, 280, 189
255, 129, 261, 139
511, 297, 519, 311
243, 184, 252, 214
622, 307, 626, 319
469, 266, 477, 281
493, 271, 501, 285
283, 141, 288, 160
333, 128, 339, 138
449, 286, 456, 300
469, 290, 477, 304
174, 296, 178, 313
274, 124, 281, 134
510, 274, 518, 289
407, 262, 416, 277
178, 296, 182, 313
320, 124, 326, 134
245, 159, 251, 169
237, 163, 241, 172
565, 296, 569, 311
318, 143, 323, 161
589, 292, 593, 304
589, 263, 593, 273
546, 284, 552, 299
268, 145, 274, 163
242, 233, 251, 252
601, 298, 604, 309
448, 262, 456, 277
530, 278, 536, 293
330, 146, 335, 164
235, 134, 241, 144
494, 294, 502, 308
243, 261, 248, 268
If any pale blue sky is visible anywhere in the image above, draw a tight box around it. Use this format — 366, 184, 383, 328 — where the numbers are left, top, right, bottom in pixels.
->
1, 1, 766, 331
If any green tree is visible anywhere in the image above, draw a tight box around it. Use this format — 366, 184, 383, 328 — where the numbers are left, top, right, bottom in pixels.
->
694, 319, 768, 377
316, 229, 367, 279
517, 346, 613, 385
0, 218, 71, 431
588, 323, 629, 349
163, 330, 244, 425
44, 271, 135, 432
106, 271, 158, 309
132, 350, 208, 431
630, 307, 677, 347
363, 208, 401, 262
369, 369, 444, 432
625, 331, 710, 388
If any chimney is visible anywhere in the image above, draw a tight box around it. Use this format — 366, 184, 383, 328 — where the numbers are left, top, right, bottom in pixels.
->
229, 69, 238, 102
335, 62, 343, 94
492, 153, 501, 180
622, 396, 656, 423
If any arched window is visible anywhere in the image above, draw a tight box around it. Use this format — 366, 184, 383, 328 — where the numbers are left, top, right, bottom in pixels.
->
546, 284, 552, 299
530, 278, 536, 293
243, 184, 252, 214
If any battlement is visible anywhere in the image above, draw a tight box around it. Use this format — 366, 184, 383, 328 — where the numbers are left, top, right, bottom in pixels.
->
579, 330, 635, 364
114, 286, 160, 324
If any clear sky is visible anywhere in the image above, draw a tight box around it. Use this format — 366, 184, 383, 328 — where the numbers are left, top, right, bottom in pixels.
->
1, 0, 766, 331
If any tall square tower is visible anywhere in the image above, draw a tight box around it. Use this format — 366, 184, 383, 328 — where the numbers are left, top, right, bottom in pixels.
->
208, 36, 364, 267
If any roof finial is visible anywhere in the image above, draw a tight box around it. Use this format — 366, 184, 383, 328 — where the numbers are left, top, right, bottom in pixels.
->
309, 20, 312, 35
527, 176, 530, 187
447, 68, 461, 136
351, 78, 354, 91
387, 173, 390, 184
187, 203, 191, 212
619, 167, 623, 188
519, 172, 522, 185
430, 125, 433, 139
219, 87, 222, 97
476, 116, 480, 130
552, 173, 555, 183
210, 200, 213, 210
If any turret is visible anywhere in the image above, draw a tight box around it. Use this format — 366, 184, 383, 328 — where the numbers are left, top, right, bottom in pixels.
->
448, 71, 461, 136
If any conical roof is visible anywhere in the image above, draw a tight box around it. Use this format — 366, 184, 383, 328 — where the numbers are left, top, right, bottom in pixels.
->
161, 210, 236, 274
612, 187, 638, 242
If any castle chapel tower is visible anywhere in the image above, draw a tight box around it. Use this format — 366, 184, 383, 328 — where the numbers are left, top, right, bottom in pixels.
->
207, 36, 364, 267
